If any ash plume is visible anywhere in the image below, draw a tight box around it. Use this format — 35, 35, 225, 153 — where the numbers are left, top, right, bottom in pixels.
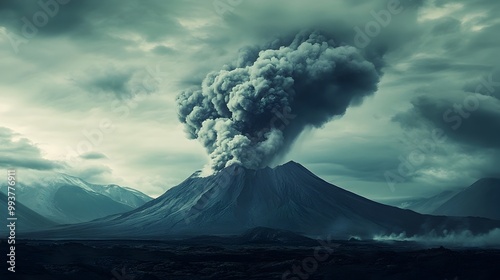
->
177, 31, 382, 171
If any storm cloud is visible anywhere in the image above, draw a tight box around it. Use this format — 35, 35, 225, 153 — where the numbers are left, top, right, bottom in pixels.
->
0, 127, 62, 170
177, 31, 382, 171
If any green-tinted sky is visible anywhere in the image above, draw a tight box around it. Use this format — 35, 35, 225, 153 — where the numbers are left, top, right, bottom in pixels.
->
1, 0, 499, 199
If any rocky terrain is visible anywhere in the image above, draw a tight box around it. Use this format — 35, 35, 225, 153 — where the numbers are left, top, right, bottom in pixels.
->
2, 238, 499, 280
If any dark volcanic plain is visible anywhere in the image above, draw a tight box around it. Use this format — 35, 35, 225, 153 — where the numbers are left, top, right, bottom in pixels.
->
2, 238, 500, 280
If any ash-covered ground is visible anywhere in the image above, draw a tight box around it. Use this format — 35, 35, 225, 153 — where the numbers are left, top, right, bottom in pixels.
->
2, 238, 500, 280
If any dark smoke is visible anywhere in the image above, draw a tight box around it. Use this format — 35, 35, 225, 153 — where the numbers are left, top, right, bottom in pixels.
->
177, 31, 382, 171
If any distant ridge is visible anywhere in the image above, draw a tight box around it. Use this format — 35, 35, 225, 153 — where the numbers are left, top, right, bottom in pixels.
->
433, 178, 500, 220
0, 192, 57, 234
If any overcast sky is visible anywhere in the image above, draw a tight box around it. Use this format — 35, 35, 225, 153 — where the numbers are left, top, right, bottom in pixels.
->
1, 0, 499, 199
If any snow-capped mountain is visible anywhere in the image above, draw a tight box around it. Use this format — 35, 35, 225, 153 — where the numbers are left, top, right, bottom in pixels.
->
433, 178, 500, 220
32, 162, 500, 239
0, 173, 152, 224
0, 192, 57, 233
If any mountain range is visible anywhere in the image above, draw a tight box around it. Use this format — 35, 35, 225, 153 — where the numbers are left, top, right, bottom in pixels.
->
0, 173, 152, 224
29, 162, 500, 239
0, 192, 57, 232
387, 178, 500, 221
432, 178, 500, 220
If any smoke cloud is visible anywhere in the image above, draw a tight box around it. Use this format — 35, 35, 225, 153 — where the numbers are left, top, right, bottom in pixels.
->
373, 228, 500, 247
177, 31, 382, 171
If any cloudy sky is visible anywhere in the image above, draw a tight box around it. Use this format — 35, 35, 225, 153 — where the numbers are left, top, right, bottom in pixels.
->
0, 0, 499, 200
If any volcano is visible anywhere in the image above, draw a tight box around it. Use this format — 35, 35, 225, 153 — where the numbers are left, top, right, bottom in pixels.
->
32, 161, 500, 239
